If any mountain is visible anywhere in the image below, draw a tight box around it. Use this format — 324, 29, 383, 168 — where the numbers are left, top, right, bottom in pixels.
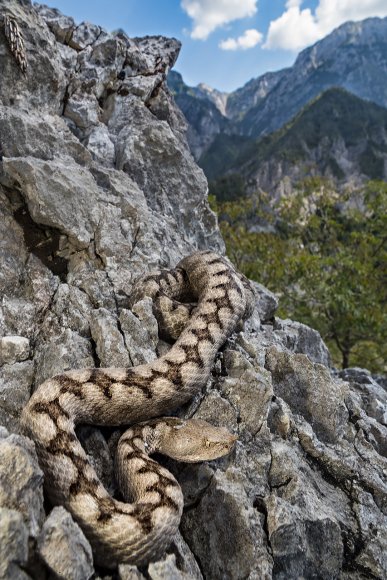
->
239, 17, 387, 137
201, 88, 387, 197
167, 70, 230, 158
168, 16, 387, 156
225, 69, 288, 122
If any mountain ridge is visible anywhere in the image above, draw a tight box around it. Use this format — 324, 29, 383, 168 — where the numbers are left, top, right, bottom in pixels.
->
168, 16, 387, 194
201, 88, 387, 197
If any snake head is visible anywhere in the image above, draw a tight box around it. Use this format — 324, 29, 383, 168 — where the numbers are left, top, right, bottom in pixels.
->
157, 417, 237, 463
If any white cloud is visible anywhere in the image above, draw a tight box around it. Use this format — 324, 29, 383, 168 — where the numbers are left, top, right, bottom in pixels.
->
264, 0, 387, 51
181, 0, 258, 40
219, 28, 263, 50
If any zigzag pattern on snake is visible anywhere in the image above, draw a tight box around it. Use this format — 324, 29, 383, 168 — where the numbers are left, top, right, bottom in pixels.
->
21, 251, 255, 567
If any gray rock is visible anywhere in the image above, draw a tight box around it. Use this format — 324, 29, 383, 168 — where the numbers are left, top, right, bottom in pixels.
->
38, 506, 94, 580
86, 124, 116, 165
266, 347, 348, 443
167, 532, 203, 579
78, 426, 115, 494
148, 554, 191, 579
0, 508, 29, 580
34, 3, 75, 45
70, 21, 104, 51
251, 281, 279, 322
118, 564, 146, 580
34, 329, 94, 386
120, 300, 158, 365
340, 367, 387, 426
0, 107, 92, 166
272, 318, 331, 366
90, 308, 130, 367
220, 352, 273, 438
0, 336, 30, 365
0, 360, 34, 432
0, 0, 66, 111
3, 157, 101, 246
0, 433, 44, 537
181, 468, 273, 579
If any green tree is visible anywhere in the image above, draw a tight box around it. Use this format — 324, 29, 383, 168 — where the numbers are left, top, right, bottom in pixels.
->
211, 180, 387, 371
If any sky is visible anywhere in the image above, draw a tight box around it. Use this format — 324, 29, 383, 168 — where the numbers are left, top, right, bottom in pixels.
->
42, 0, 387, 92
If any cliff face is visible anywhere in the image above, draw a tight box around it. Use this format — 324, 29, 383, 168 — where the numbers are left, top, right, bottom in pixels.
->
0, 3, 387, 580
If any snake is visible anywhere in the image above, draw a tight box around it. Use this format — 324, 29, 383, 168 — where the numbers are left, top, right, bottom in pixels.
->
21, 251, 255, 567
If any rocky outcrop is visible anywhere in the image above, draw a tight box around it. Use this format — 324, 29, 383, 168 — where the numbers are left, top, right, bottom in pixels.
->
0, 2, 386, 579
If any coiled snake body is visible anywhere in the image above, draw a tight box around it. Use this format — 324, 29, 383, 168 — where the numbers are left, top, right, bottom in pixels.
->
21, 251, 255, 567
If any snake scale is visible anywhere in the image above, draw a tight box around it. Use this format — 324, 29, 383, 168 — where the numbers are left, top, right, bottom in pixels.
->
21, 251, 255, 567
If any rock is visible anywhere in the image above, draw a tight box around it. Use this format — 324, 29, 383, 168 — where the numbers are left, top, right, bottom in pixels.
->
220, 352, 273, 438
0, 433, 44, 537
118, 564, 146, 580
167, 532, 203, 579
251, 281, 279, 322
86, 124, 116, 165
34, 329, 94, 386
38, 506, 94, 580
70, 21, 104, 51
0, 360, 34, 432
266, 347, 348, 443
0, 336, 30, 365
181, 468, 273, 579
0, 508, 29, 580
119, 300, 158, 365
2, 157, 101, 246
148, 554, 191, 579
265, 441, 347, 580
339, 367, 387, 426
77, 426, 115, 494
0, 0, 66, 111
272, 318, 331, 366
90, 308, 130, 367
353, 489, 387, 578
34, 3, 75, 45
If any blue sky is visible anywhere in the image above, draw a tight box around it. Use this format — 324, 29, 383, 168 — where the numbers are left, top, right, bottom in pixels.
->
42, 0, 387, 92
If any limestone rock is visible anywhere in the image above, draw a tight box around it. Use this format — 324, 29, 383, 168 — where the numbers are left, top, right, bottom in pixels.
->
120, 301, 158, 365
0, 336, 30, 365
0, 432, 44, 537
34, 329, 94, 387
118, 564, 146, 580
3, 156, 101, 246
0, 360, 34, 432
90, 308, 130, 367
148, 554, 191, 579
38, 506, 94, 580
0, 508, 29, 580
251, 281, 279, 322
181, 468, 273, 579
272, 318, 331, 366
266, 347, 348, 443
